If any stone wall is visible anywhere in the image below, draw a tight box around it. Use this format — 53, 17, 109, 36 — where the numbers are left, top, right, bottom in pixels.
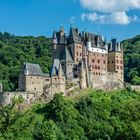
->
131, 85, 140, 92
88, 52, 107, 75
89, 71, 123, 90
25, 76, 44, 97
79, 67, 87, 89
0, 92, 36, 105
50, 76, 66, 95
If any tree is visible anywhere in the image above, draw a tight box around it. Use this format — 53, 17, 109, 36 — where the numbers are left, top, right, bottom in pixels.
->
0, 99, 34, 140
34, 120, 62, 140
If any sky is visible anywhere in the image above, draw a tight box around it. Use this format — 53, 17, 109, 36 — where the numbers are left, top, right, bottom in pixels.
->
0, 0, 140, 41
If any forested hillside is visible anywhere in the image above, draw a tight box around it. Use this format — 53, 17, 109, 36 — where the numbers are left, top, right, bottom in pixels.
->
123, 35, 140, 85
0, 32, 52, 91
0, 89, 140, 140
0, 32, 140, 91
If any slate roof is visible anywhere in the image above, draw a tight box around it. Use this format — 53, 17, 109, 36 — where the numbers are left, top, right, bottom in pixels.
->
85, 32, 105, 48
60, 46, 73, 63
22, 63, 45, 76
108, 39, 122, 52
68, 27, 82, 44
50, 59, 65, 76
56, 32, 67, 44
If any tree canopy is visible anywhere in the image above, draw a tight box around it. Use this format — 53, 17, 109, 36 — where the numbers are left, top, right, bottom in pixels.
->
123, 35, 140, 84
1, 89, 140, 140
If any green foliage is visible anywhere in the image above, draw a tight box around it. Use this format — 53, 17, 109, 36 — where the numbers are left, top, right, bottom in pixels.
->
0, 32, 52, 91
131, 75, 140, 85
34, 120, 62, 140
42, 94, 86, 139
1, 89, 140, 140
123, 35, 140, 84
0, 101, 34, 140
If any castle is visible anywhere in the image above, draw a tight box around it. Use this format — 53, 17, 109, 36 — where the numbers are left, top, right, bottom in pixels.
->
0, 26, 124, 105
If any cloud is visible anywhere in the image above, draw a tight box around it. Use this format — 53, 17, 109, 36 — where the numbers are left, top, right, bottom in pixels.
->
82, 11, 138, 24
80, 0, 140, 13
80, 0, 140, 24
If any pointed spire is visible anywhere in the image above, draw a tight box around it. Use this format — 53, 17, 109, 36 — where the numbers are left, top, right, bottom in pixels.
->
24, 63, 30, 76
97, 36, 100, 47
117, 41, 121, 51
60, 25, 64, 36
52, 30, 56, 39
52, 31, 57, 44
50, 59, 59, 76
60, 46, 73, 62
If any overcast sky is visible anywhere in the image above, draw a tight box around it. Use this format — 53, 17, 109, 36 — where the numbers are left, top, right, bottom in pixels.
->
0, 0, 140, 41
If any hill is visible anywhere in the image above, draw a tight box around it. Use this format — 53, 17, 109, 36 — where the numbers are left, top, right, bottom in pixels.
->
122, 35, 140, 84
0, 32, 52, 91
0, 32, 140, 91
0, 88, 140, 139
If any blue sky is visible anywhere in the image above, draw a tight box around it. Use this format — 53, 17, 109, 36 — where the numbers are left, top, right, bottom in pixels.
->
0, 0, 140, 41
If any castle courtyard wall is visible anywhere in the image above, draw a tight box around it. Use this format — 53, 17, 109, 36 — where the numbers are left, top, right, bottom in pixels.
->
0, 91, 37, 105
89, 72, 123, 90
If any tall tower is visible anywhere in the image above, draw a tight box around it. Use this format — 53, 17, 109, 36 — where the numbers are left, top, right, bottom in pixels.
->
52, 31, 57, 59
79, 60, 87, 89
68, 27, 83, 65
107, 39, 124, 82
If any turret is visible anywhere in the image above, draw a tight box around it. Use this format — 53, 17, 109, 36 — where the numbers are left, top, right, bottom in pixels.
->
107, 39, 124, 82
96, 36, 100, 47
79, 60, 87, 89
60, 25, 64, 36
86, 34, 91, 50
24, 63, 30, 76
52, 31, 57, 59
52, 31, 57, 49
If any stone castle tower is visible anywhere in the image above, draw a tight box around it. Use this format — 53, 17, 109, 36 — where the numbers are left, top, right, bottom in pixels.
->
108, 39, 124, 82
52, 26, 124, 89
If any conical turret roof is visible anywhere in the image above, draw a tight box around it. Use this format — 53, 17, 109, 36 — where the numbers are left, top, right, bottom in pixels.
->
60, 46, 73, 62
